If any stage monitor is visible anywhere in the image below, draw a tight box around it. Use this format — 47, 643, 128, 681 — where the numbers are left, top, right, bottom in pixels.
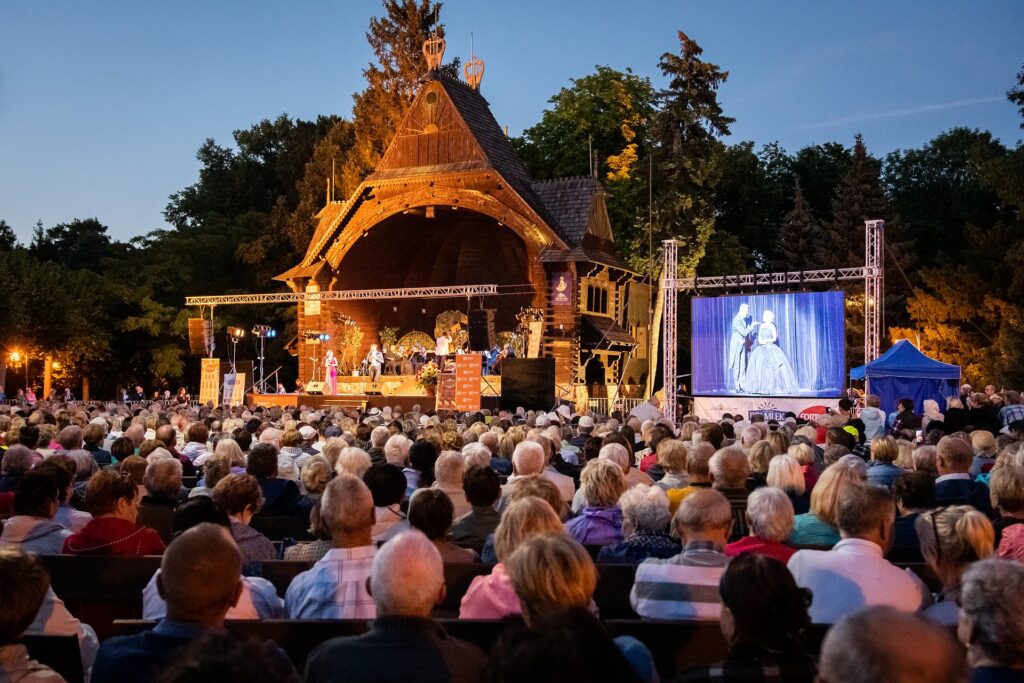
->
500, 358, 555, 411
691, 290, 845, 398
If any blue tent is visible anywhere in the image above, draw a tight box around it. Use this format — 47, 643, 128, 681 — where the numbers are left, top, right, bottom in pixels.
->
850, 340, 961, 414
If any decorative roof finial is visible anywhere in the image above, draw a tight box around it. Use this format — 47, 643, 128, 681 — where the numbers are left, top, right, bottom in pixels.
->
464, 56, 484, 89
423, 32, 445, 71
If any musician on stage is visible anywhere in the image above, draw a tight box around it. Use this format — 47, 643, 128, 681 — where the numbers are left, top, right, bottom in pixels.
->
365, 343, 384, 384
411, 345, 426, 375
435, 332, 451, 373
324, 349, 339, 395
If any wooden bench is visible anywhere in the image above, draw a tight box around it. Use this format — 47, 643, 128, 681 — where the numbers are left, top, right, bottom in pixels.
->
19, 634, 84, 683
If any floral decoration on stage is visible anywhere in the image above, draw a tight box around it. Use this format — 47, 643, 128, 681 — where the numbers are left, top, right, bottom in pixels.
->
415, 361, 440, 390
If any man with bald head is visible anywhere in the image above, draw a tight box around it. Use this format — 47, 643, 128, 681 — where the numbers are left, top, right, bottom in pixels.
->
91, 523, 254, 683
819, 605, 966, 683
305, 530, 486, 683
286, 474, 377, 619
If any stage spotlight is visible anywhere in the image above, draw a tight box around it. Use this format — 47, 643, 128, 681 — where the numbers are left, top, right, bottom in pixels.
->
227, 326, 245, 340
252, 324, 276, 339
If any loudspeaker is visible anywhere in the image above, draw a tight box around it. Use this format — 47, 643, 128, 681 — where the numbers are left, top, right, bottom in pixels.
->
188, 318, 212, 355
468, 309, 495, 351
500, 358, 555, 411
304, 381, 325, 395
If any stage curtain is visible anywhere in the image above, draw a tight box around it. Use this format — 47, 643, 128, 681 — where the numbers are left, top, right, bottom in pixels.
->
691, 291, 845, 397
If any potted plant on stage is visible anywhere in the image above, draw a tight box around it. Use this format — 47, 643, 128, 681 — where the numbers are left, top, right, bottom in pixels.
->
416, 361, 440, 396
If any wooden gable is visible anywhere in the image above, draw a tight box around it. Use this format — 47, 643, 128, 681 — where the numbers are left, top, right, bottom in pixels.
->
376, 79, 489, 172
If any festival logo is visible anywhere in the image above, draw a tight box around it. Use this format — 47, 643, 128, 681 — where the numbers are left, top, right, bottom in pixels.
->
747, 399, 832, 422
551, 271, 573, 306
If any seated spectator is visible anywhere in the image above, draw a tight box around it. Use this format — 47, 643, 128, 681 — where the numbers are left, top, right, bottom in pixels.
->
335, 446, 372, 478
364, 463, 408, 543
34, 457, 92, 532
767, 453, 809, 514
488, 433, 514, 476
83, 422, 113, 466
408, 488, 477, 563
726, 486, 796, 564
746, 440, 773, 490
666, 442, 715, 513
285, 474, 376, 619
156, 631, 297, 683
365, 425, 390, 465
788, 483, 931, 624
654, 439, 689, 491
119, 454, 149, 498
0, 445, 32, 493
92, 524, 290, 683
450, 465, 501, 548
300, 455, 332, 503
892, 471, 936, 557
460, 497, 564, 619
432, 451, 471, 519
970, 430, 998, 477
866, 436, 904, 489
818, 605, 966, 683
276, 429, 304, 481
788, 442, 818, 492
916, 505, 994, 625
597, 484, 680, 564
787, 459, 865, 547
64, 469, 165, 556
179, 422, 211, 462
709, 447, 751, 542
0, 549, 65, 683
631, 489, 732, 620
914, 444, 940, 474
505, 534, 657, 683
0, 470, 71, 554
137, 458, 184, 543
677, 554, 816, 682
990, 463, 1024, 558
143, 497, 285, 621
565, 459, 626, 547
213, 474, 276, 565
406, 439, 438, 496
935, 435, 994, 516
246, 442, 312, 518
189, 454, 231, 498
958, 559, 1024, 681
533, 436, 577, 503
305, 531, 486, 683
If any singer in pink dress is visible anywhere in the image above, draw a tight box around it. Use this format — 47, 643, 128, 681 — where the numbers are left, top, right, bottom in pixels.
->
324, 349, 339, 395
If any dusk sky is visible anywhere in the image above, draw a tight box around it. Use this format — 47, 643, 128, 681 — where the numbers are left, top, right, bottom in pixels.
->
2, 0, 1021, 242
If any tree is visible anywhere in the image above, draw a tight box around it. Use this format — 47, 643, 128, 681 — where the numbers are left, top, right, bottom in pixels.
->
341, 0, 454, 193
819, 135, 891, 269
775, 181, 823, 271
0, 220, 17, 251
789, 143, 852, 224
512, 65, 657, 263
29, 218, 113, 271
645, 30, 733, 276
1009, 64, 1024, 128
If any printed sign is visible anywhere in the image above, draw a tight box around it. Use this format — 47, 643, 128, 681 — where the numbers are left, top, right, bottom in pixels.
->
199, 358, 220, 406
222, 373, 246, 407
435, 373, 457, 412
551, 271, 573, 306
455, 353, 482, 412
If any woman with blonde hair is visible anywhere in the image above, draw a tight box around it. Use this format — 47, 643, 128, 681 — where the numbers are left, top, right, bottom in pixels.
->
894, 439, 915, 470
300, 455, 333, 502
747, 440, 774, 489
916, 505, 994, 625
765, 430, 790, 456
787, 460, 864, 547
767, 454, 809, 514
214, 438, 246, 469
655, 439, 689, 491
459, 497, 564, 619
565, 459, 626, 546
787, 442, 818, 491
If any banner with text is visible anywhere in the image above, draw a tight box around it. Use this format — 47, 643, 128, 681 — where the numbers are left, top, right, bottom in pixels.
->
693, 396, 841, 422
455, 353, 482, 412
550, 271, 573, 306
199, 358, 220, 405
222, 373, 246, 407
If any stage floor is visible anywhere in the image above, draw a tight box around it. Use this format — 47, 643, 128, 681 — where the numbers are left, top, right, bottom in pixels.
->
247, 392, 501, 413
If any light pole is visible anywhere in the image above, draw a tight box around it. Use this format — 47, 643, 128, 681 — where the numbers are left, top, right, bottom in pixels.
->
227, 327, 245, 374
252, 325, 276, 393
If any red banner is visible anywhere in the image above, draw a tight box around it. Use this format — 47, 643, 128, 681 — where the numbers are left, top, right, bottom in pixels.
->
454, 353, 482, 412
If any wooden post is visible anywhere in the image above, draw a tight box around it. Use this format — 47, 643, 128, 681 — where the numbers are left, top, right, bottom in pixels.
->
82, 377, 90, 402
43, 354, 53, 399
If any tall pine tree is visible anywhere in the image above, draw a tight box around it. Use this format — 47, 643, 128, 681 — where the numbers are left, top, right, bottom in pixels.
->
776, 181, 822, 272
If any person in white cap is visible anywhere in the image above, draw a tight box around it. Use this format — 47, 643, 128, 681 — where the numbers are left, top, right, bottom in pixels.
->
298, 425, 319, 456
571, 416, 596, 449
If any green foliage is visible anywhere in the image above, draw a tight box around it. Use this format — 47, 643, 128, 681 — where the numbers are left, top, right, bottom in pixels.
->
1009, 65, 1024, 128
775, 181, 823, 272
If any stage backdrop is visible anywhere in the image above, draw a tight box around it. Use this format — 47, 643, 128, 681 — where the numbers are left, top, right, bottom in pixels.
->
692, 290, 845, 398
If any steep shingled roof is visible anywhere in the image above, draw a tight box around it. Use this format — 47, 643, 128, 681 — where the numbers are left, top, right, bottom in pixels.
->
531, 177, 602, 247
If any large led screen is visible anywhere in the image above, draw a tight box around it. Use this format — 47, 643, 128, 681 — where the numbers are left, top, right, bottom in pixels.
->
691, 290, 845, 397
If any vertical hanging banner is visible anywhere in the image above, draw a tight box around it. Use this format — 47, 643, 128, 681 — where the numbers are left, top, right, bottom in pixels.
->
221, 373, 246, 407
199, 358, 220, 405
550, 271, 573, 306
435, 374, 457, 412
455, 353, 482, 412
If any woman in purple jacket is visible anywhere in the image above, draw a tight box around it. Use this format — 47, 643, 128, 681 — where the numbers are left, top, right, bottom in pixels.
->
565, 459, 626, 547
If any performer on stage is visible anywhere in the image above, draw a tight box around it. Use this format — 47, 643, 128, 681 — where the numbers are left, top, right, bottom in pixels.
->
744, 310, 798, 395
324, 349, 339, 395
728, 303, 759, 392
435, 332, 451, 373
365, 343, 384, 385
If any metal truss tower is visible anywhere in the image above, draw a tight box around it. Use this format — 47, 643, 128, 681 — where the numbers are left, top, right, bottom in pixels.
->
864, 219, 885, 363
661, 239, 679, 425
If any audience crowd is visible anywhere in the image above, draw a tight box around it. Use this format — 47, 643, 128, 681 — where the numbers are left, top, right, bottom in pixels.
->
1, 390, 1023, 682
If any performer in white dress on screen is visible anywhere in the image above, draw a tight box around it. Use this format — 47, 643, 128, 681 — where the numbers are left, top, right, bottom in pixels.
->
744, 310, 798, 395
728, 303, 759, 391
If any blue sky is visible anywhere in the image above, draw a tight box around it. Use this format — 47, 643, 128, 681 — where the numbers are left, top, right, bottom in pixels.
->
1, 0, 1021, 242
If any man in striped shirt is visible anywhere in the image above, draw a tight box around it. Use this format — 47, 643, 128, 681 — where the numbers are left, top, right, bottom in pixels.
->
285, 474, 377, 619
630, 489, 732, 620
